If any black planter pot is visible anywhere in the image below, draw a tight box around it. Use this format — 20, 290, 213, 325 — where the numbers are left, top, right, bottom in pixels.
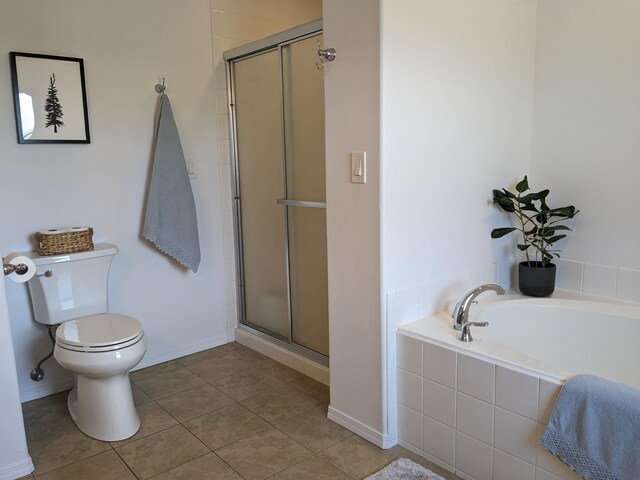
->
518, 261, 556, 297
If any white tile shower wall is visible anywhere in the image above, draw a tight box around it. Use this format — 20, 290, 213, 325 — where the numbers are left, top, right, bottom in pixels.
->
397, 333, 581, 480
209, 1, 322, 340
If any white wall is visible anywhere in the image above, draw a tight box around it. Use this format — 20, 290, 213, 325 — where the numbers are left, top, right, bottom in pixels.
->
531, 0, 640, 271
0, 0, 226, 401
381, 0, 537, 292
0, 251, 33, 479
323, 0, 387, 444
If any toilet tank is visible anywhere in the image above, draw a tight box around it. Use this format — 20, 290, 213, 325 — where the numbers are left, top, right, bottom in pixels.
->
25, 243, 118, 325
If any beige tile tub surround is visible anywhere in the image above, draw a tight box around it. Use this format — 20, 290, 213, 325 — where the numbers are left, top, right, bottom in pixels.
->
21, 343, 462, 480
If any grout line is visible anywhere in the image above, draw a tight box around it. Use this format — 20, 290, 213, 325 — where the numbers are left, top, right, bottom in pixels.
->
25, 344, 339, 480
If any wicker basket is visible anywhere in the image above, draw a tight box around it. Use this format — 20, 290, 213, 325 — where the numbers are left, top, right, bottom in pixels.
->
36, 228, 94, 256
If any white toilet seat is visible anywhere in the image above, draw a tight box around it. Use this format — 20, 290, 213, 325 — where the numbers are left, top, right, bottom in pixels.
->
56, 314, 144, 352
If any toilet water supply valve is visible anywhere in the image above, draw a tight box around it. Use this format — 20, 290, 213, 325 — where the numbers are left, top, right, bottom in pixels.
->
30, 325, 56, 382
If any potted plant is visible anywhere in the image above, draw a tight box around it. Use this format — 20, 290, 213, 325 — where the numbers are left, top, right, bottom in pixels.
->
491, 176, 579, 297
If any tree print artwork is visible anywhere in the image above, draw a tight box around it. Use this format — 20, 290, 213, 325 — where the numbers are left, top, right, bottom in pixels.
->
44, 73, 64, 133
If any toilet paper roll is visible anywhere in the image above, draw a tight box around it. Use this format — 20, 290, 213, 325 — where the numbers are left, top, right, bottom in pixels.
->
68, 226, 90, 232
3, 253, 36, 283
38, 228, 66, 236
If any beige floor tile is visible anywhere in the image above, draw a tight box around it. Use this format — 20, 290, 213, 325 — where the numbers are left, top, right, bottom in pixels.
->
275, 405, 352, 452
268, 455, 352, 480
215, 427, 312, 480
115, 425, 209, 479
148, 452, 242, 480
133, 367, 207, 400
21, 391, 68, 416
176, 347, 238, 366
110, 402, 179, 447
131, 383, 154, 406
184, 403, 269, 450
220, 342, 268, 361
241, 384, 320, 423
247, 358, 305, 383
213, 369, 283, 401
184, 355, 250, 383
130, 360, 182, 382
320, 435, 418, 479
24, 402, 111, 475
289, 376, 330, 403
157, 384, 235, 422
34, 450, 136, 480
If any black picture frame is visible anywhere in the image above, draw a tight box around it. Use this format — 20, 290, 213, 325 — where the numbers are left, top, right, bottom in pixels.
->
9, 52, 90, 144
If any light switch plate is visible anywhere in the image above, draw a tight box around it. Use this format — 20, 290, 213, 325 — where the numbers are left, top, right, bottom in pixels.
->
186, 159, 197, 179
351, 151, 366, 184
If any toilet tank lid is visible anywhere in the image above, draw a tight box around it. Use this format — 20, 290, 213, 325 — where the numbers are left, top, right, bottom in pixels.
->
24, 243, 118, 266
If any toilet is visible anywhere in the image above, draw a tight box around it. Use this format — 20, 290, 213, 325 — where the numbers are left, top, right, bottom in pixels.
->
24, 243, 147, 441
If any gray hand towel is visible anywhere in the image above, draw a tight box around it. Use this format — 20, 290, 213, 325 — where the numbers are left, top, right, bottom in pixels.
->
540, 374, 640, 480
143, 94, 201, 273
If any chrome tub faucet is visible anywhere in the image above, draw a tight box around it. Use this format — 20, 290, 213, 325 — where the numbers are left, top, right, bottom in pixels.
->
452, 283, 505, 333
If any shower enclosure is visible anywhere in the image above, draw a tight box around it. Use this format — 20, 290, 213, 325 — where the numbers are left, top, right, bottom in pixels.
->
224, 20, 328, 363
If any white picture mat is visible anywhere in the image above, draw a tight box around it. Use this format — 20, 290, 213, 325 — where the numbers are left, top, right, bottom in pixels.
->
14, 55, 87, 141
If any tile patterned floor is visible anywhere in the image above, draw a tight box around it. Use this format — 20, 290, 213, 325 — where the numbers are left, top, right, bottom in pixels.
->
19, 342, 461, 480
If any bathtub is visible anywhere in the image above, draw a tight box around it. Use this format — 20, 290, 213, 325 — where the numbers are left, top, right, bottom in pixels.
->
396, 291, 639, 480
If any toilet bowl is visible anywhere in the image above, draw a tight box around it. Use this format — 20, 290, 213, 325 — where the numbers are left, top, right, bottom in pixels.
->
22, 243, 147, 441
55, 314, 146, 441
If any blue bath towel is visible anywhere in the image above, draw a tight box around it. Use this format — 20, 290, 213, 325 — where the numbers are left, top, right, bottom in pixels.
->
143, 94, 201, 273
540, 374, 640, 480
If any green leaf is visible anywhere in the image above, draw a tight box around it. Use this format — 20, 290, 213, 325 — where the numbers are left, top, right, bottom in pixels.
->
521, 204, 539, 212
534, 189, 550, 200
493, 195, 515, 213
519, 193, 540, 203
502, 188, 516, 199
515, 176, 529, 193
546, 234, 567, 244
491, 227, 517, 238
517, 244, 530, 251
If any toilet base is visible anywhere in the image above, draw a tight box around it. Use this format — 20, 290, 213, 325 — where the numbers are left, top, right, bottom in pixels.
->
67, 372, 141, 442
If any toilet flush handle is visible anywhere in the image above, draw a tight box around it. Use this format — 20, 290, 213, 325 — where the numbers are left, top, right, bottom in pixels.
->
37, 270, 54, 278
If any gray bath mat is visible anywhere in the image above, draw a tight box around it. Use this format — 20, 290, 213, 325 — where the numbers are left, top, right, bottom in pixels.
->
366, 458, 446, 479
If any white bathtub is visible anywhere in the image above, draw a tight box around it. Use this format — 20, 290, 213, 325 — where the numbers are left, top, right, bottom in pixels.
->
396, 291, 639, 479
400, 292, 640, 387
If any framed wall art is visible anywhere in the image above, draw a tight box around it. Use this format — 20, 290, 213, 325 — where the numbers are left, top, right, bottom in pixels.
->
9, 52, 90, 144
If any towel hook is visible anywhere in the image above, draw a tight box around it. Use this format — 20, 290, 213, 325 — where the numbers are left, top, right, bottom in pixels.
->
154, 78, 166, 95
316, 38, 336, 70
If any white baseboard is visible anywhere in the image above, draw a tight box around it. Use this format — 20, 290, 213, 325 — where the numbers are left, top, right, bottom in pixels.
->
19, 376, 75, 403
327, 405, 397, 449
0, 456, 34, 480
20, 334, 229, 403
133, 334, 229, 371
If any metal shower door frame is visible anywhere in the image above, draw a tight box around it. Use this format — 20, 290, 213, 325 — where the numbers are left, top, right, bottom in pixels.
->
224, 20, 328, 366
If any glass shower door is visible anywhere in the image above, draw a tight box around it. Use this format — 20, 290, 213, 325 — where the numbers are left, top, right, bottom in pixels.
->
281, 34, 328, 356
230, 29, 329, 358
233, 50, 289, 339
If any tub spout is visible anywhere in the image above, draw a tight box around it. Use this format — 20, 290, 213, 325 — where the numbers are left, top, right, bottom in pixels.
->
452, 284, 505, 330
